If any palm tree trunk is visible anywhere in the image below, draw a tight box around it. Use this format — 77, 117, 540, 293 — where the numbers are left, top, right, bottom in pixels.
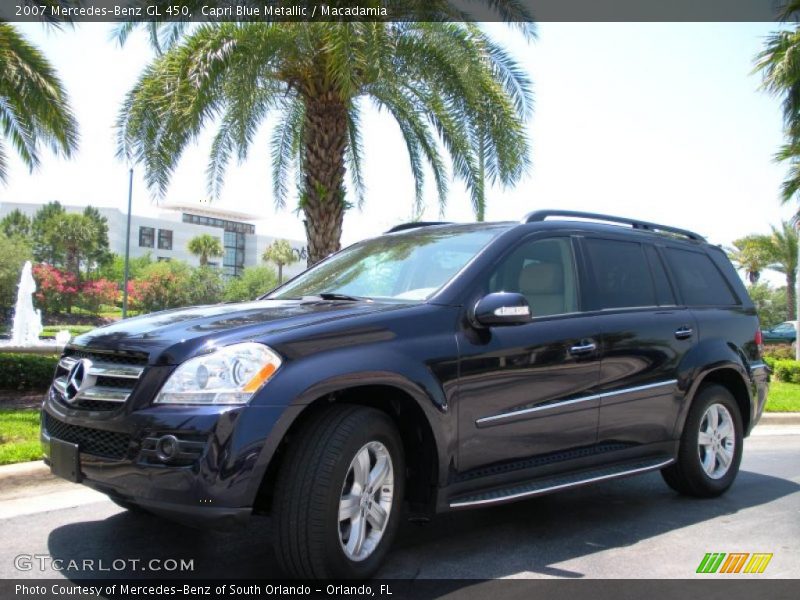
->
302, 93, 348, 267
788, 272, 797, 321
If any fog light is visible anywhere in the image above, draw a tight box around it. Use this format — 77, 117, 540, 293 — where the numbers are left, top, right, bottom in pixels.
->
155, 435, 180, 462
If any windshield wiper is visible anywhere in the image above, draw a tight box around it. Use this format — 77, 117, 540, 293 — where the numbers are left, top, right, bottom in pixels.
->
311, 292, 371, 302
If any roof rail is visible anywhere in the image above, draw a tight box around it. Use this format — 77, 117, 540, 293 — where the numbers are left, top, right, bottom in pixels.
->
385, 221, 452, 233
521, 210, 705, 241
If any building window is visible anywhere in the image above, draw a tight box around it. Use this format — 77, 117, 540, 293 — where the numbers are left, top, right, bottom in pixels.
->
182, 213, 255, 235
139, 226, 154, 248
158, 229, 173, 250
157, 257, 171, 262
224, 230, 246, 277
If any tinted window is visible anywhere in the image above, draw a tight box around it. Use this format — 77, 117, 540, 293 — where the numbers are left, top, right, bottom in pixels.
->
644, 245, 676, 306
486, 237, 579, 317
664, 248, 738, 306
584, 239, 656, 309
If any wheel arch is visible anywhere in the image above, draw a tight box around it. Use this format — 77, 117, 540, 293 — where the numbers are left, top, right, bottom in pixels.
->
676, 364, 752, 438
252, 379, 446, 516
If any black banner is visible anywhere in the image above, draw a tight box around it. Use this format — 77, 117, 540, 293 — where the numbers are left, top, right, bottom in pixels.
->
1, 579, 798, 600
0, 0, 787, 23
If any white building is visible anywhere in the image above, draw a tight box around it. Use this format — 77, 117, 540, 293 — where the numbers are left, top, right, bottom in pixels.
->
0, 201, 307, 279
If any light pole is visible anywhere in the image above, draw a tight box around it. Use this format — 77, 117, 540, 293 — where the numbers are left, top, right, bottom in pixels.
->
121, 168, 133, 319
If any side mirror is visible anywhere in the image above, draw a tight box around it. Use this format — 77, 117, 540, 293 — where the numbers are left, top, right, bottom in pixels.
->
472, 292, 532, 327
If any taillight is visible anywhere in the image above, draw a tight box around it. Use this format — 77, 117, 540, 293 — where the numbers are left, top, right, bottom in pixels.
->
755, 329, 764, 357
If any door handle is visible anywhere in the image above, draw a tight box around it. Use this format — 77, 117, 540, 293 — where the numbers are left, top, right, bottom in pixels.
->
569, 342, 597, 355
675, 326, 693, 340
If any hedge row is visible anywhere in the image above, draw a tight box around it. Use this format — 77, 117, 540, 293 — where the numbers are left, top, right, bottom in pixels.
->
764, 356, 800, 384
0, 353, 60, 391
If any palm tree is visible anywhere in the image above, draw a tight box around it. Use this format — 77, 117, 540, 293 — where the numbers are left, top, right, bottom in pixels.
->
187, 234, 223, 267
262, 239, 298, 284
0, 22, 78, 183
727, 235, 773, 284
116, 16, 533, 266
765, 220, 799, 320
754, 2, 800, 204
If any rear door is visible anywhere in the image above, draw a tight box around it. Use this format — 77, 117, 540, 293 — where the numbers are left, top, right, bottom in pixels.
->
580, 237, 694, 446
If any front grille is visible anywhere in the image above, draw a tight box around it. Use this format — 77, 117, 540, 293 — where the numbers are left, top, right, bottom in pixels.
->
44, 413, 131, 460
64, 349, 148, 366
52, 349, 148, 412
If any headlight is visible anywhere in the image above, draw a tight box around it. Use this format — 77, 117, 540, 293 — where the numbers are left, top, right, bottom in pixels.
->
155, 342, 282, 405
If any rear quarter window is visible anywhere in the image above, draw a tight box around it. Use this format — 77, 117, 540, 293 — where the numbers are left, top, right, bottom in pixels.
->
663, 247, 739, 306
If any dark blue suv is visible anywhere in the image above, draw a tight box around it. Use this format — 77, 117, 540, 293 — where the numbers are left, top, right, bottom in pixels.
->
42, 210, 769, 578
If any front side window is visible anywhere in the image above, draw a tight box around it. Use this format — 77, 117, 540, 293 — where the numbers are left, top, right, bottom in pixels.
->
485, 237, 579, 317
270, 227, 507, 302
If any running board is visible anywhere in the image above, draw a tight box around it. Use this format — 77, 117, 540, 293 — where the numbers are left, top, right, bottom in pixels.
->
449, 457, 674, 508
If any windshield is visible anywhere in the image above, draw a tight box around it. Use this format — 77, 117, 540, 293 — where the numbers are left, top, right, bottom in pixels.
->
269, 226, 506, 302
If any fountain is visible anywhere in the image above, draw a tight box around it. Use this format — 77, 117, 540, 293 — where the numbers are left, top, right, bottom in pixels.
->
1, 261, 71, 354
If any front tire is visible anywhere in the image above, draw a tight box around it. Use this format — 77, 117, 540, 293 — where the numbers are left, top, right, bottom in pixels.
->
661, 384, 743, 497
272, 405, 405, 579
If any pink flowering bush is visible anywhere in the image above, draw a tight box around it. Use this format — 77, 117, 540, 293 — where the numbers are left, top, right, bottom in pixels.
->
33, 263, 78, 315
80, 278, 119, 313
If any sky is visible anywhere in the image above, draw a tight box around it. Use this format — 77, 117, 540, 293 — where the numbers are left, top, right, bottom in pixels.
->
0, 21, 795, 283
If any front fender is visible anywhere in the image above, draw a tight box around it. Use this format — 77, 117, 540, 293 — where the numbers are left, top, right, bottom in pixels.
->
241, 348, 456, 504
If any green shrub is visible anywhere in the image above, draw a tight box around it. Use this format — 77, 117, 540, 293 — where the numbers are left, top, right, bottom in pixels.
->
40, 325, 95, 338
764, 356, 776, 370
772, 359, 800, 384
0, 353, 59, 391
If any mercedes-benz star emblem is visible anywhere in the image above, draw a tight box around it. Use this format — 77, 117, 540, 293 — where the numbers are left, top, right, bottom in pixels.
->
64, 359, 95, 403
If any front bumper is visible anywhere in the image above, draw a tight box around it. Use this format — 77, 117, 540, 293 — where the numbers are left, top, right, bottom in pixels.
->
41, 386, 292, 528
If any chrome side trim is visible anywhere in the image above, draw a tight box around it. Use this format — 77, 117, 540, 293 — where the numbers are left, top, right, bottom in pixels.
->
449, 459, 675, 508
476, 379, 679, 426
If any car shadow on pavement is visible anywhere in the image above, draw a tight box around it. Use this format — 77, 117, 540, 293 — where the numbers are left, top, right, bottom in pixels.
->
46, 469, 799, 580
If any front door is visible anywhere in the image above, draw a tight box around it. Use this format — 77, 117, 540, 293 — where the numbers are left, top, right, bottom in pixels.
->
456, 236, 601, 473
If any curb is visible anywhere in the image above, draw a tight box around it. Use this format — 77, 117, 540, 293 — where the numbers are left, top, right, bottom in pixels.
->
758, 412, 800, 425
0, 460, 53, 488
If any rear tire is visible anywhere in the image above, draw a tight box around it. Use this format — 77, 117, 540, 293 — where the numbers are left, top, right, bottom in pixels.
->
661, 384, 743, 497
272, 404, 405, 579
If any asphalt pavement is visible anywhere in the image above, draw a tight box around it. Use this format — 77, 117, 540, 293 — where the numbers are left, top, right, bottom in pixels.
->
0, 428, 797, 580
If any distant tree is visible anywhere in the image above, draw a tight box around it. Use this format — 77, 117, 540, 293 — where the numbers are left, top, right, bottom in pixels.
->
189, 266, 225, 305
747, 282, 788, 329
31, 201, 66, 265
46, 213, 100, 284
98, 252, 153, 284
764, 220, 799, 320
187, 234, 223, 267
0, 233, 32, 319
0, 22, 78, 184
223, 265, 278, 302
0, 209, 31, 239
262, 239, 298, 284
727, 235, 774, 284
128, 260, 192, 313
82, 206, 112, 275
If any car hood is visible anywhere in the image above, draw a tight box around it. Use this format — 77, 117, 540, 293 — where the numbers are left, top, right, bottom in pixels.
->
70, 299, 410, 364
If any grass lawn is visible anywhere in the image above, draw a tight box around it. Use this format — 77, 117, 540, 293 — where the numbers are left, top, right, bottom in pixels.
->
0, 409, 42, 465
765, 380, 800, 412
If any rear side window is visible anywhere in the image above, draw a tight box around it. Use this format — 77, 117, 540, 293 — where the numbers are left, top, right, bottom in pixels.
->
584, 239, 656, 309
663, 248, 738, 306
